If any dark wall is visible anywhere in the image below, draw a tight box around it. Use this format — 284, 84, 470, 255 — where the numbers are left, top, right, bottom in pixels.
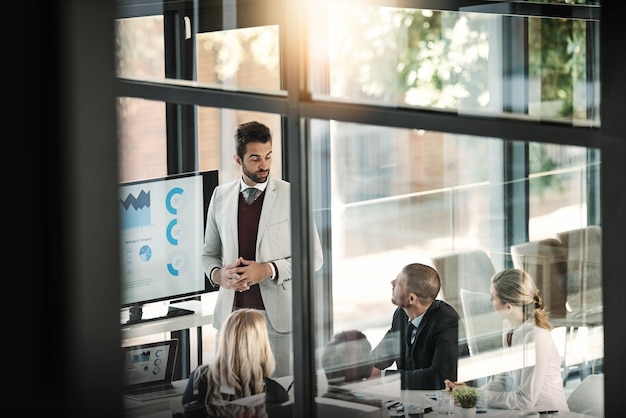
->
601, 5, 626, 417
34, 1, 122, 416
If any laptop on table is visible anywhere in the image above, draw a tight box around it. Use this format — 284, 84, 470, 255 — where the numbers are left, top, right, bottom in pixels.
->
123, 339, 185, 402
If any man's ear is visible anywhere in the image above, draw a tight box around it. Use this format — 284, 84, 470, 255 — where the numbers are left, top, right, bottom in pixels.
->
233, 154, 242, 165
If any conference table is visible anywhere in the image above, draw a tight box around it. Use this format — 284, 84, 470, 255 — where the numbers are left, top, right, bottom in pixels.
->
338, 373, 594, 418
123, 372, 596, 418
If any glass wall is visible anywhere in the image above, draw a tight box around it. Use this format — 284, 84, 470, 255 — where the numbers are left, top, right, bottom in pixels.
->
308, 121, 602, 398
311, 1, 600, 127
116, 0, 604, 416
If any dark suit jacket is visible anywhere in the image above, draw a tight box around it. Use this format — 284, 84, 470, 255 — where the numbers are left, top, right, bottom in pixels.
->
371, 300, 461, 390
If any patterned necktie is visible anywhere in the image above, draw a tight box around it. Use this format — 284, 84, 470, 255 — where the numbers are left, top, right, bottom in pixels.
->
406, 322, 417, 346
244, 188, 261, 205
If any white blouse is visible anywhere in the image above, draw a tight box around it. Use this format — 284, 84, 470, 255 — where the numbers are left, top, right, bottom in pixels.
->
479, 319, 570, 412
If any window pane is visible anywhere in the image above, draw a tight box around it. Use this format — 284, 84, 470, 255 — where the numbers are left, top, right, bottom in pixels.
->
310, 120, 603, 399
310, 3, 600, 127
115, 16, 165, 79
196, 26, 282, 92
117, 97, 167, 182
116, 14, 282, 94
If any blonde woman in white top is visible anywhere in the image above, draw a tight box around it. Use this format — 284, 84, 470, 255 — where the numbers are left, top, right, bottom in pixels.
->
445, 268, 569, 412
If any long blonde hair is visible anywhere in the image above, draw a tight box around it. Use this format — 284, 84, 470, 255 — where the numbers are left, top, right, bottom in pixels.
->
491, 268, 553, 330
195, 309, 276, 416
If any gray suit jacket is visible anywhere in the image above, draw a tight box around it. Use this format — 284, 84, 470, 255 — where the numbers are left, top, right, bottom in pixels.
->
202, 174, 323, 333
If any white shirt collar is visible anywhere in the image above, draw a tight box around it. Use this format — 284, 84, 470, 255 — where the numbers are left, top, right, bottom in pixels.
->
411, 311, 426, 329
240, 178, 268, 193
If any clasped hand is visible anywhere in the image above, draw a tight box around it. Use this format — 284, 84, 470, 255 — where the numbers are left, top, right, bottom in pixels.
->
218, 257, 270, 292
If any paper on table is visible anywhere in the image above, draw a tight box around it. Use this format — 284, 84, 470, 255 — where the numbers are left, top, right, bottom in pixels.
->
340, 373, 437, 410
343, 373, 401, 400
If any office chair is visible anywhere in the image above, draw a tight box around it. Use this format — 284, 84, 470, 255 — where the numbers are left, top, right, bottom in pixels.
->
556, 225, 602, 323
459, 288, 504, 386
432, 249, 496, 316
510, 238, 569, 319
566, 373, 604, 417
459, 288, 503, 357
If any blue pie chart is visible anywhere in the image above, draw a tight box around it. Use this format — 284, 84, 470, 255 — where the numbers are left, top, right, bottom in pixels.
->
139, 245, 152, 262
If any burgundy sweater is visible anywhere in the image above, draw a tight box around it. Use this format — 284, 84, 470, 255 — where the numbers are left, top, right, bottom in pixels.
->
234, 190, 265, 309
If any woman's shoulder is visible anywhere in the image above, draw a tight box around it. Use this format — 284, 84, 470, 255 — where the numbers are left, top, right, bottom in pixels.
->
191, 364, 211, 380
183, 365, 211, 402
264, 377, 290, 404
522, 323, 554, 344
183, 365, 211, 417
531, 325, 553, 338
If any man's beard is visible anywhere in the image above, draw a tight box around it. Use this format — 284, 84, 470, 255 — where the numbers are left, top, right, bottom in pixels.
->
243, 166, 269, 184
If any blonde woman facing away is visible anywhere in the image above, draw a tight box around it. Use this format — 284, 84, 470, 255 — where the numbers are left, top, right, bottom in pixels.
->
444, 269, 569, 412
182, 309, 289, 418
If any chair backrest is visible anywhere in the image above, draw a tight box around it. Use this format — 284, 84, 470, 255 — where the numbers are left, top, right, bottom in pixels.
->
510, 238, 569, 318
557, 225, 602, 263
566, 373, 604, 417
557, 226, 602, 318
459, 288, 503, 357
432, 249, 496, 315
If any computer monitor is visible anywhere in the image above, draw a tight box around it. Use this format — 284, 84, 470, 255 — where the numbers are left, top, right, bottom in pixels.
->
119, 170, 218, 323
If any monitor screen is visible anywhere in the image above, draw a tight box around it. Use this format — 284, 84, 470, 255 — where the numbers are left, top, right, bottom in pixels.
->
119, 170, 218, 311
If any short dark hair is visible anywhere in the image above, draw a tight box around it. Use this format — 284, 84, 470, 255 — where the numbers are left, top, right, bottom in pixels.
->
403, 263, 441, 303
321, 330, 373, 384
234, 121, 272, 157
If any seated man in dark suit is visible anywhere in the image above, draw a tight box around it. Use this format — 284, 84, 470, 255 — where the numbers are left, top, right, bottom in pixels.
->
319, 330, 385, 417
322, 330, 374, 385
371, 263, 463, 390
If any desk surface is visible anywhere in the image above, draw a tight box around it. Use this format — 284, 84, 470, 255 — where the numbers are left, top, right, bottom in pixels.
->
124, 374, 596, 418
123, 380, 186, 418
341, 374, 596, 418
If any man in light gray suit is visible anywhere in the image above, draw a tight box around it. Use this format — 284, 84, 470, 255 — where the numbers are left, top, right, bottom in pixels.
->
203, 121, 323, 377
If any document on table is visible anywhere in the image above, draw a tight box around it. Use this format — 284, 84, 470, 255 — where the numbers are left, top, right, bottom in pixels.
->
342, 373, 402, 400
342, 373, 437, 409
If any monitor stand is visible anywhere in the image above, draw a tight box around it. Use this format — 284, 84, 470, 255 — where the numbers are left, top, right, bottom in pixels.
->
125, 303, 194, 325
